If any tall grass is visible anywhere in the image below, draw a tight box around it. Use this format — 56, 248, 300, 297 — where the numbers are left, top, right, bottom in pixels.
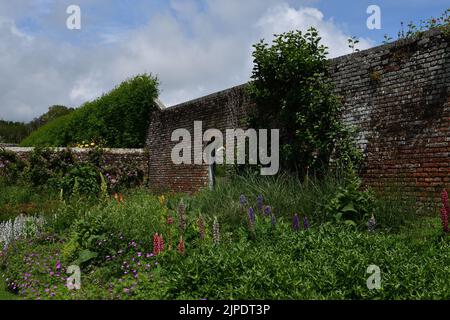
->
191, 171, 427, 233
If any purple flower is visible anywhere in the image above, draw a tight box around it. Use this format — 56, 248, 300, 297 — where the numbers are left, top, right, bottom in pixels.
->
248, 207, 255, 225
264, 206, 271, 216
293, 214, 300, 231
303, 216, 310, 230
271, 214, 276, 227
239, 194, 247, 206
256, 195, 263, 210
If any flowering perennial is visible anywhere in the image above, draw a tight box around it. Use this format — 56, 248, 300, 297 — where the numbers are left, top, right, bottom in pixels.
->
177, 237, 185, 255
293, 214, 300, 231
440, 190, 449, 234
153, 233, 165, 255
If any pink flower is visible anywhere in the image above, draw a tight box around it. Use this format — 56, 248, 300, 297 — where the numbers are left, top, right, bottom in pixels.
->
177, 237, 185, 255
440, 207, 449, 234
440, 189, 449, 234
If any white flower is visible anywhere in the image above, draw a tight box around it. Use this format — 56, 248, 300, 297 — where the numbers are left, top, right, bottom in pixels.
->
0, 215, 46, 250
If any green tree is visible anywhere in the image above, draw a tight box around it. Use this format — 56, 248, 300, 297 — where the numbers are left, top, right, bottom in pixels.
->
21, 74, 159, 148
249, 28, 351, 179
28, 105, 74, 131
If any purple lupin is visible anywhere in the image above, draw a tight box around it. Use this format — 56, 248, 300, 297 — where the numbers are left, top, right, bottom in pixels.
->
303, 216, 310, 230
293, 214, 300, 231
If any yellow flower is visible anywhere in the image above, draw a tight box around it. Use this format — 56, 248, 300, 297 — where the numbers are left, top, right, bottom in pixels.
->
158, 195, 166, 206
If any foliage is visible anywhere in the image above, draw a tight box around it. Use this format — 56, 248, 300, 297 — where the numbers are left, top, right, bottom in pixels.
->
249, 28, 362, 178
0, 172, 447, 300
21, 74, 159, 148
27, 106, 74, 133
2, 147, 145, 197
0, 106, 73, 145
0, 121, 30, 144
55, 164, 100, 197
322, 169, 374, 225
383, 8, 450, 43
0, 148, 26, 184
347, 36, 360, 52
1, 216, 448, 300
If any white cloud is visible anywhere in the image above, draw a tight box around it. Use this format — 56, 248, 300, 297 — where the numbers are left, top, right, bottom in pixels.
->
0, 1, 375, 122
256, 4, 373, 58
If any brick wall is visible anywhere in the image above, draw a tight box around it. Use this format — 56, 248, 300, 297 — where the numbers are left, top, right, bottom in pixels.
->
146, 29, 450, 200
146, 86, 253, 193
332, 28, 450, 201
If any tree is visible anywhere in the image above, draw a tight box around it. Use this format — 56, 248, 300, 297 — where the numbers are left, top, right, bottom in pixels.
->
249, 28, 358, 179
28, 105, 74, 131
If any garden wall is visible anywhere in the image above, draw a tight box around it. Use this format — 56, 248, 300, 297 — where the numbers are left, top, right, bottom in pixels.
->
146, 29, 450, 201
1, 147, 149, 181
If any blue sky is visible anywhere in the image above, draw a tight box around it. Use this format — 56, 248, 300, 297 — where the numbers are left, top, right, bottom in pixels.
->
14, 0, 450, 46
0, 0, 448, 121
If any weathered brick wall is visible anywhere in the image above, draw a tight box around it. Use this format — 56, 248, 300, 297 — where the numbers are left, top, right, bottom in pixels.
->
147, 86, 253, 193
2, 147, 149, 180
147, 29, 449, 199
332, 28, 449, 201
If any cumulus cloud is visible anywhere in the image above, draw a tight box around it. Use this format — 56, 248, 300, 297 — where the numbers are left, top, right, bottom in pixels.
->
0, 1, 375, 122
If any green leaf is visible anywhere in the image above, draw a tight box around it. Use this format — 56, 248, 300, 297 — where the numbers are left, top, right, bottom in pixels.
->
72, 249, 98, 265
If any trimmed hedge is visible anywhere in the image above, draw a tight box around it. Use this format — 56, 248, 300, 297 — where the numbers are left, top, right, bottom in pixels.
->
21, 74, 159, 148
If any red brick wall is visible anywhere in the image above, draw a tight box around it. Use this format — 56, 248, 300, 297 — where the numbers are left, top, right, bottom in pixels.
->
146, 29, 450, 200
146, 86, 253, 193
332, 29, 450, 202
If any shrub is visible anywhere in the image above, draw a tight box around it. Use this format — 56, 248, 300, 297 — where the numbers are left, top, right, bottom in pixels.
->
249, 28, 362, 178
21, 74, 159, 148
0, 148, 26, 184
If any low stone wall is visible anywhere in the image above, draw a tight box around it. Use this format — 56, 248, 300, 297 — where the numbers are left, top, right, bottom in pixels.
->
1, 147, 149, 183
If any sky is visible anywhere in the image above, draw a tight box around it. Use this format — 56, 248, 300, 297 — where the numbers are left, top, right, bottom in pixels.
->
0, 0, 448, 122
